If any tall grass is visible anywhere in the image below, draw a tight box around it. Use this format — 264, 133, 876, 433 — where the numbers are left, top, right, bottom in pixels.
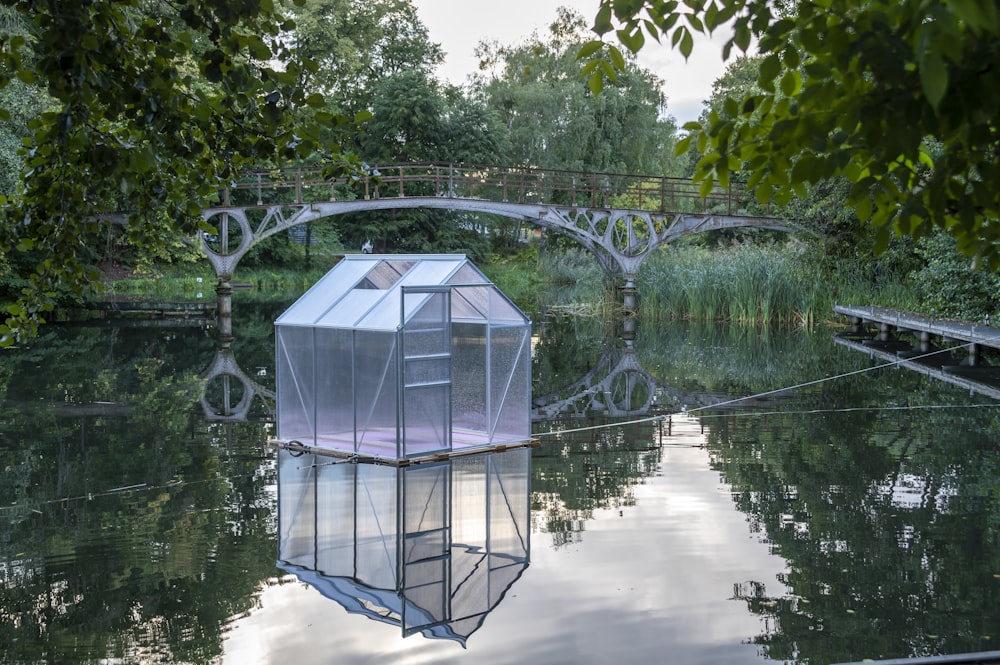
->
637, 243, 828, 325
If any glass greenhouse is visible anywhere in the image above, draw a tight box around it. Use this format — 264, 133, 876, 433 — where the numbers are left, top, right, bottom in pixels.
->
275, 255, 532, 460
276, 446, 531, 644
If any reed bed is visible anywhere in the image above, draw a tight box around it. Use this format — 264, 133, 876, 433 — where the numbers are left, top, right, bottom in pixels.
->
637, 244, 830, 326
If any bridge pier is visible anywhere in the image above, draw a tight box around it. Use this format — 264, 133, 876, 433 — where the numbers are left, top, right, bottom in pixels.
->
216, 280, 233, 345
620, 278, 638, 345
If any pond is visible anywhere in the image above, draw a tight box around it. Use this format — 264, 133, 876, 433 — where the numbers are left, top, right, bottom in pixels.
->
1, 300, 998, 665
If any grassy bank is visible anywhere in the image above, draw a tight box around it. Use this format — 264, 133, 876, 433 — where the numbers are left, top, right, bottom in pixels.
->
97, 261, 340, 303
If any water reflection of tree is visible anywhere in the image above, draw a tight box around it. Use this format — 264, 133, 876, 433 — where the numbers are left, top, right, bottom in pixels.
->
702, 369, 1000, 664
532, 419, 665, 547
0, 319, 279, 663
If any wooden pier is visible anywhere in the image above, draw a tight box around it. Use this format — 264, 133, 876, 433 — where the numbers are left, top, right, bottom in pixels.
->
833, 305, 1000, 399
835, 305, 1000, 357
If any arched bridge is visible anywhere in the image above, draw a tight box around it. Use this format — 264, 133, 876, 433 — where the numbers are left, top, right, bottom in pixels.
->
201, 162, 800, 290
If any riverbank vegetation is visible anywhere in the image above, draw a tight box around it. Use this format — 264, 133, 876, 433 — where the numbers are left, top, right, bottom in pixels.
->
2, 2, 999, 340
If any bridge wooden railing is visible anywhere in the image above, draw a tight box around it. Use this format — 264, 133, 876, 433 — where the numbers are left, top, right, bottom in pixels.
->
222, 162, 775, 217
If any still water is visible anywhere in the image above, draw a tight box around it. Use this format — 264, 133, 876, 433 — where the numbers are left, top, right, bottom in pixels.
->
1, 300, 998, 664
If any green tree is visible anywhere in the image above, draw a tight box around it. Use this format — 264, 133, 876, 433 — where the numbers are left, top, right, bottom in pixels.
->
0, 0, 363, 345
583, 0, 1000, 269
335, 69, 504, 258
289, 0, 443, 114
476, 7, 680, 176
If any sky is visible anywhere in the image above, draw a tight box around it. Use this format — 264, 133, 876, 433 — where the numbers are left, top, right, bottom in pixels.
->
410, 0, 732, 125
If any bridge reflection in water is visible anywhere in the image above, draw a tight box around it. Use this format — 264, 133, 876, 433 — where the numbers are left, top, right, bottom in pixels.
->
275, 446, 530, 645
196, 315, 791, 428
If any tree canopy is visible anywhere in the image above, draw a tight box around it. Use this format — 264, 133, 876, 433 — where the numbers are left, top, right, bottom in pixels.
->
582, 0, 1000, 269
0, 0, 362, 345
477, 7, 680, 176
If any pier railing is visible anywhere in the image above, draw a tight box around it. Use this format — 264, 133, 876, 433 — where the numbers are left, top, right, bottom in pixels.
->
223, 162, 774, 218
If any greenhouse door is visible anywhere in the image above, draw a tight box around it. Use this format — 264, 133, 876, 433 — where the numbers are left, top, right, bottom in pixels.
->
400, 462, 452, 636
400, 287, 452, 458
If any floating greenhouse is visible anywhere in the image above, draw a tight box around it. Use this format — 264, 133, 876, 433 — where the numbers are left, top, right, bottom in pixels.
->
274, 254, 532, 462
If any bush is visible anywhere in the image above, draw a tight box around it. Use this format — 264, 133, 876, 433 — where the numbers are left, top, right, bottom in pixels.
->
910, 233, 1000, 321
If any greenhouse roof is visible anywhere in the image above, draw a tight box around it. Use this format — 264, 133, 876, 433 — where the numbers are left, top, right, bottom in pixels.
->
275, 254, 528, 331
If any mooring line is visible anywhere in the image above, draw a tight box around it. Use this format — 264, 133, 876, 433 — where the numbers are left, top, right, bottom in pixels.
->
534, 342, 994, 438
693, 403, 999, 420
0, 472, 245, 515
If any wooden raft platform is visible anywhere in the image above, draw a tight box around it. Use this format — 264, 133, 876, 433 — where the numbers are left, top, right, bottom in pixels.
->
269, 438, 540, 467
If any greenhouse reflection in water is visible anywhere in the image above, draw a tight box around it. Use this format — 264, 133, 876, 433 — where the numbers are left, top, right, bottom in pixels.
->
275, 447, 531, 646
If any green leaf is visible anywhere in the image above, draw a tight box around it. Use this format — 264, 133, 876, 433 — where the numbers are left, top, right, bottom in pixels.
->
779, 70, 801, 96
618, 26, 646, 53
588, 70, 605, 96
679, 28, 694, 58
734, 22, 751, 52
608, 44, 626, 70
919, 50, 948, 110
593, 2, 614, 34
577, 40, 604, 60
854, 196, 873, 222
759, 53, 781, 90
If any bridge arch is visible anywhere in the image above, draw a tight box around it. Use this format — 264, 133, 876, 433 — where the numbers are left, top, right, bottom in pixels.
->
199, 162, 801, 307
201, 198, 797, 282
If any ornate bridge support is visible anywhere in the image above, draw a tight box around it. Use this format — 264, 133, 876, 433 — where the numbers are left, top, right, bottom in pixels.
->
200, 346, 276, 423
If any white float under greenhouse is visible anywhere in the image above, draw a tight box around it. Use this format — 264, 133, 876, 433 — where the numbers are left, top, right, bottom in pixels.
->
274, 254, 533, 462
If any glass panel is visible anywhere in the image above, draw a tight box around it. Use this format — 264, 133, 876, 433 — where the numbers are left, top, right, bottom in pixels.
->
355, 464, 399, 590
488, 449, 530, 563
450, 455, 490, 621
403, 357, 449, 387
446, 263, 490, 286
398, 258, 463, 286
364, 259, 413, 289
452, 456, 487, 556
402, 290, 451, 458
402, 385, 450, 457
451, 322, 488, 439
405, 289, 448, 328
276, 326, 315, 445
277, 449, 317, 568
451, 285, 489, 322
402, 464, 449, 562
315, 461, 356, 577
402, 559, 448, 633
354, 332, 399, 457
276, 259, 376, 325
314, 328, 354, 451
489, 289, 529, 324
317, 289, 385, 329
489, 326, 531, 444
403, 329, 449, 357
